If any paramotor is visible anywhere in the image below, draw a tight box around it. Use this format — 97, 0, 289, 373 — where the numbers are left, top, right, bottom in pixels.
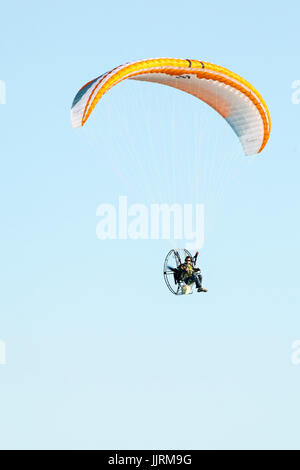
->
163, 249, 199, 295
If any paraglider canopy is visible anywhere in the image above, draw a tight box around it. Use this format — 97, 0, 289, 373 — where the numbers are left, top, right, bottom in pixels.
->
71, 57, 271, 156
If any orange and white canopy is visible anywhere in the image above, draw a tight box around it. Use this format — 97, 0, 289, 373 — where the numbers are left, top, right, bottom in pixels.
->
71, 58, 271, 155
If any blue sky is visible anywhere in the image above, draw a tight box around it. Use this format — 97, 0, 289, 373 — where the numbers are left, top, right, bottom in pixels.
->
0, 0, 300, 450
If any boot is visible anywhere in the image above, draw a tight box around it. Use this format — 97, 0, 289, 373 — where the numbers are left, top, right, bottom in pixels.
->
197, 287, 208, 292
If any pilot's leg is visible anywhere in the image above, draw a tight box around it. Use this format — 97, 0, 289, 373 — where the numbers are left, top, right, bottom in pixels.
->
191, 274, 202, 288
195, 273, 207, 292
